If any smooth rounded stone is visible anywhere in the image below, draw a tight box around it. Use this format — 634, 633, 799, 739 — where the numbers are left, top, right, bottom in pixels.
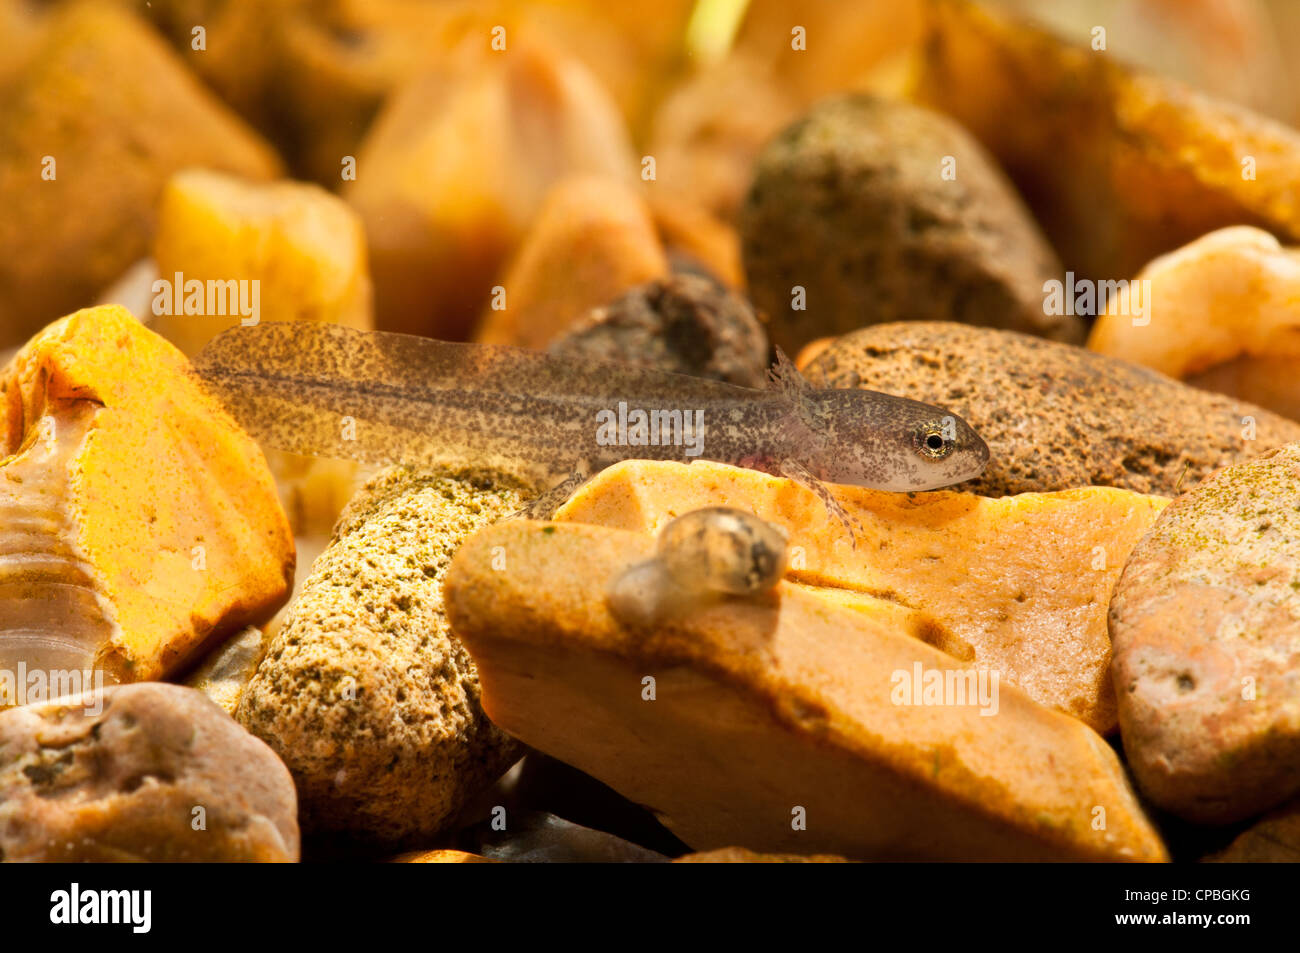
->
805, 322, 1300, 498
1110, 443, 1300, 823
740, 94, 1078, 356
549, 274, 770, 388
444, 519, 1168, 861
1088, 226, 1300, 421
0, 682, 299, 862
236, 466, 526, 845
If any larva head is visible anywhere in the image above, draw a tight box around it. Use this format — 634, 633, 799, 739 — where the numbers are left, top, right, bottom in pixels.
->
803, 389, 990, 491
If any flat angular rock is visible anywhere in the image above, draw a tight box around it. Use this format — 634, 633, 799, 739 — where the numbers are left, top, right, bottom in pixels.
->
0, 306, 293, 686
805, 321, 1300, 497
345, 44, 635, 339
444, 519, 1167, 861
556, 460, 1167, 733
151, 167, 376, 548
1111, 442, 1300, 823
152, 168, 373, 358
0, 682, 299, 862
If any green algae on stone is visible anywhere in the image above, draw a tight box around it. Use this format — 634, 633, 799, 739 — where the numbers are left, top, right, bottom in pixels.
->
1110, 442, 1300, 823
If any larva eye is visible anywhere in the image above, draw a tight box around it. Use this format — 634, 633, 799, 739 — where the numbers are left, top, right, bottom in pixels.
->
915, 423, 953, 460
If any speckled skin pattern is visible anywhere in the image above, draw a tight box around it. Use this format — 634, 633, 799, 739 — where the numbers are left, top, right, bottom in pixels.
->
194, 322, 988, 494
807, 321, 1300, 497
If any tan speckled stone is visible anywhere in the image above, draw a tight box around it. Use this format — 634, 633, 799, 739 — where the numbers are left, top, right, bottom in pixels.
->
806, 322, 1300, 498
1111, 442, 1300, 823
236, 466, 525, 845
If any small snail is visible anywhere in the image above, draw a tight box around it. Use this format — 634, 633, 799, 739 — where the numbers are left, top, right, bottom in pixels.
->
606, 507, 789, 627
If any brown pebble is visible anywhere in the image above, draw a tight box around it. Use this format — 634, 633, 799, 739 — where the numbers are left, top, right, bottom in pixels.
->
0, 683, 299, 862
741, 94, 1078, 356
550, 274, 770, 388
